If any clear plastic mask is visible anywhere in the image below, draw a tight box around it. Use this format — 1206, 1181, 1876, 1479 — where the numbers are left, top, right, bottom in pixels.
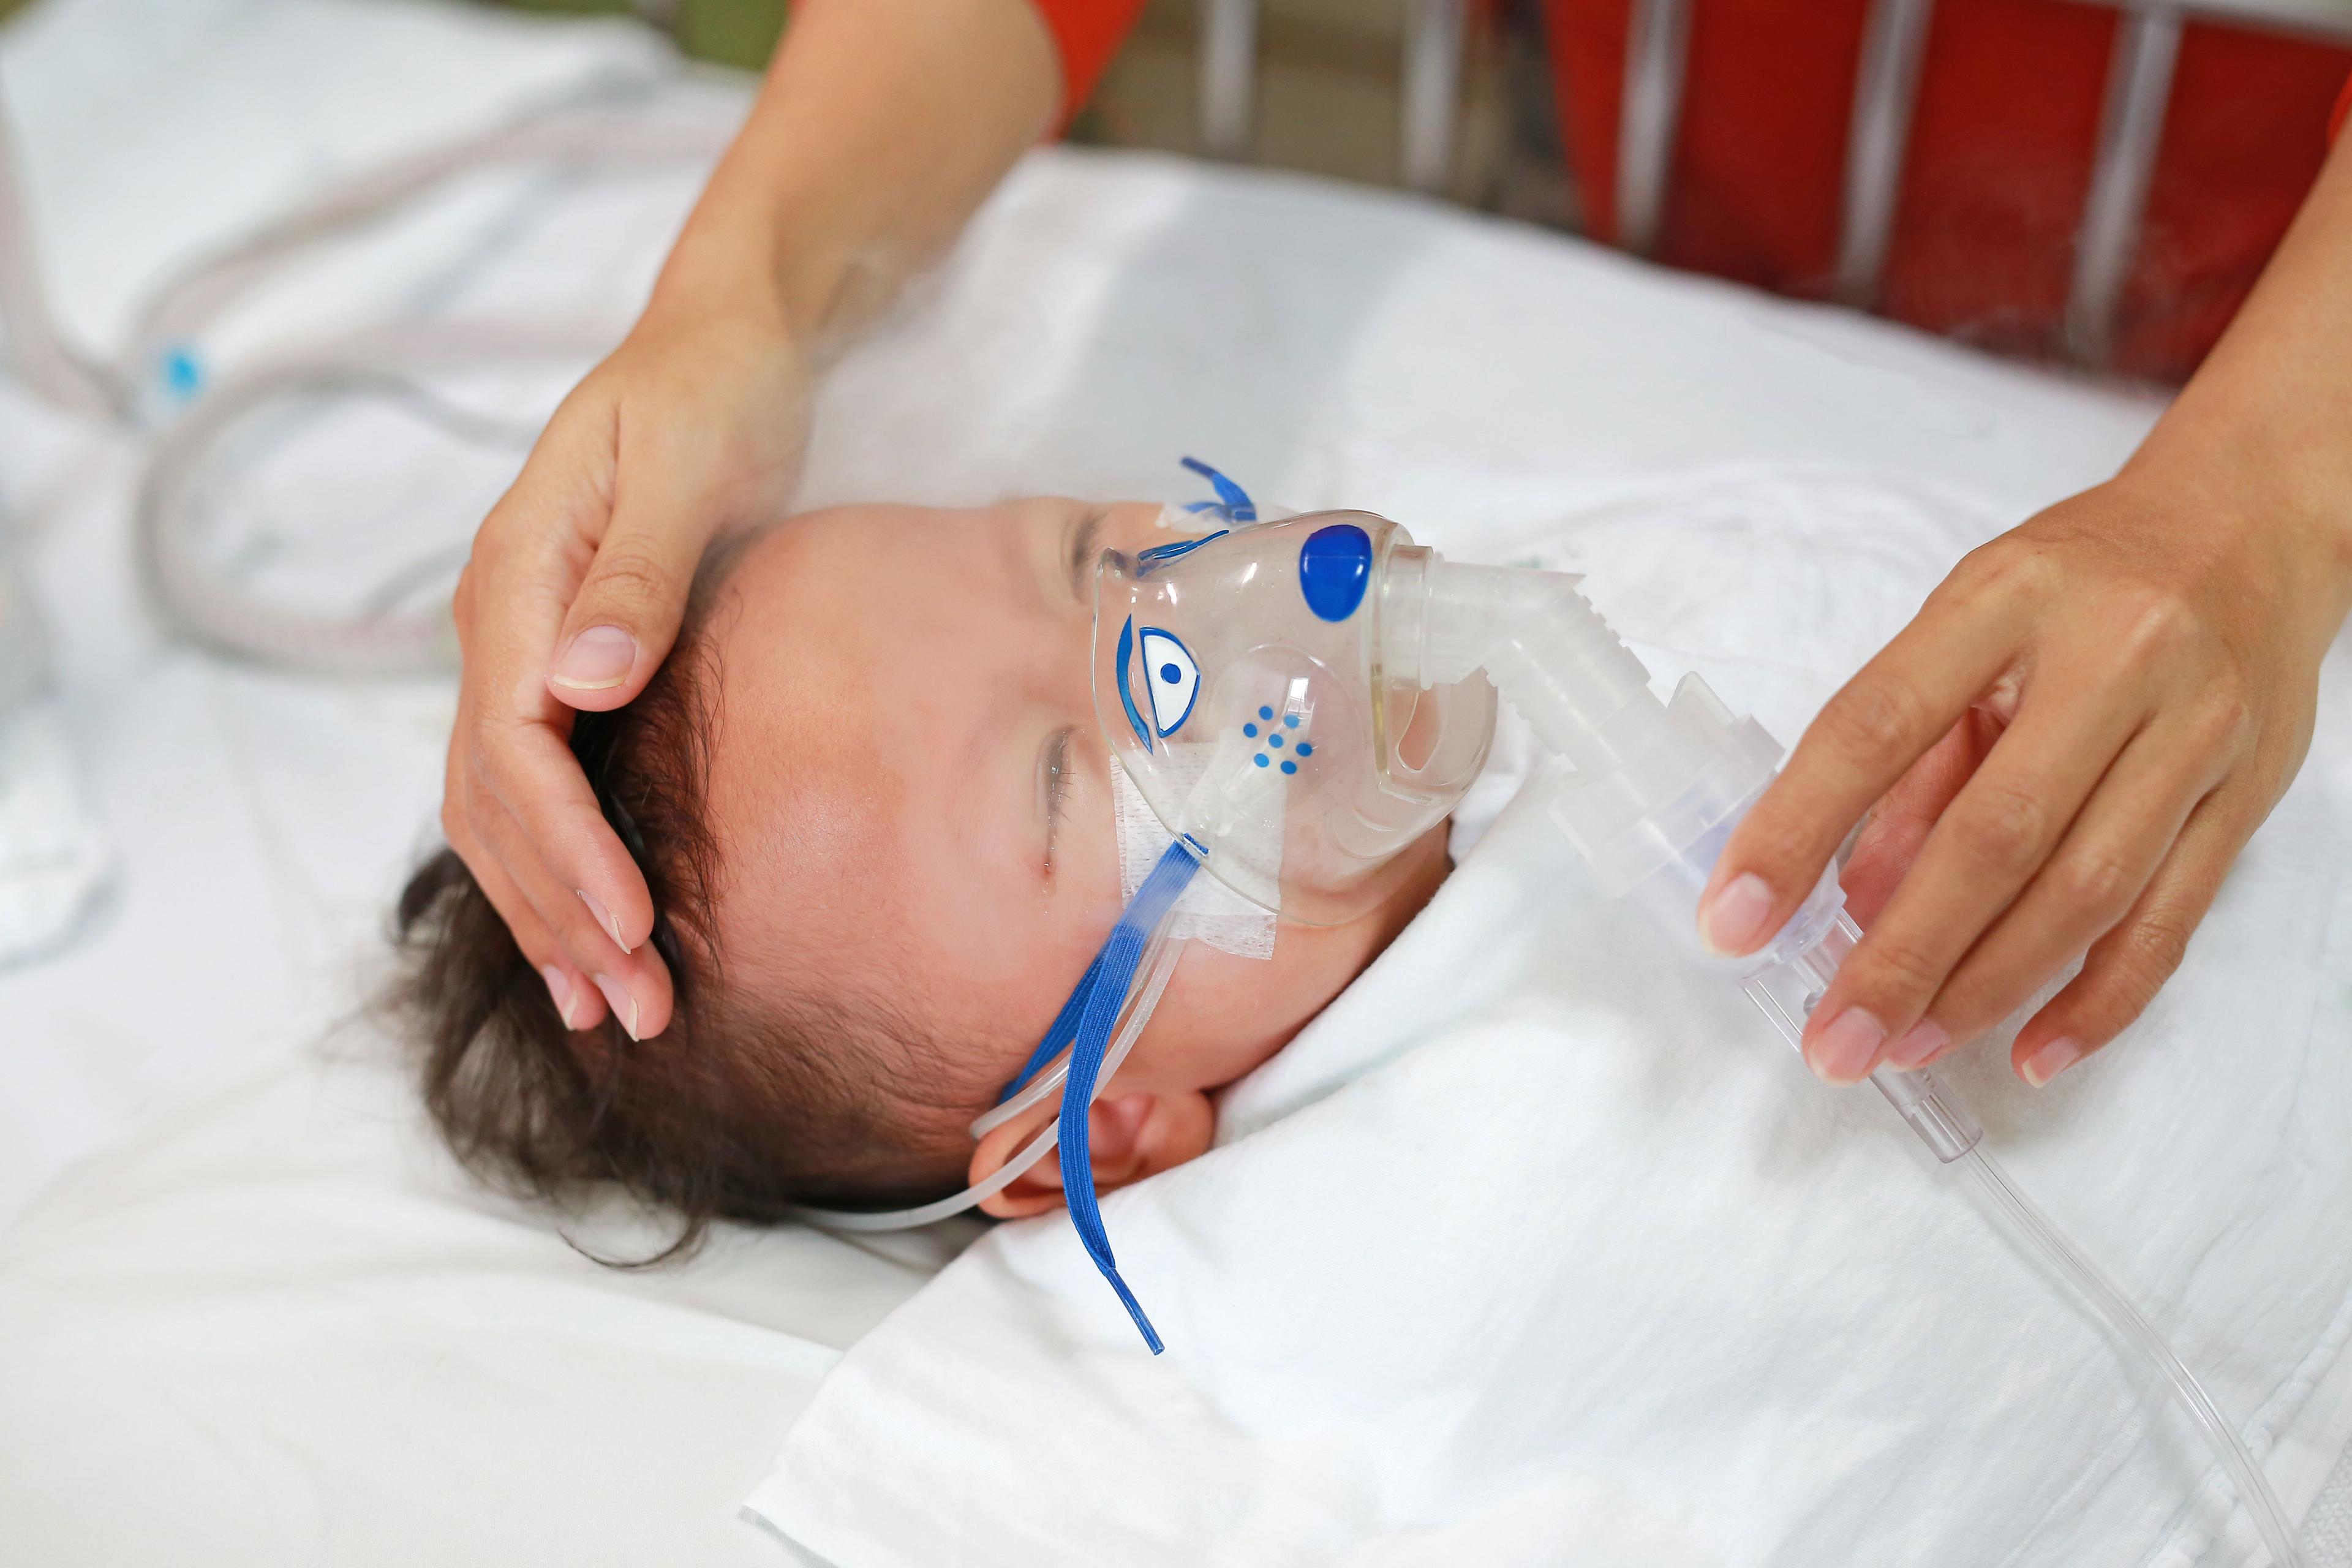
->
1093, 511, 1498, 927
790, 478, 1502, 1358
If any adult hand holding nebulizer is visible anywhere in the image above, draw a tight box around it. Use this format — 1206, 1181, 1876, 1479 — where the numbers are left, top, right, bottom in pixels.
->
792, 467, 2306, 1563
1379, 528, 2308, 1568
1378, 546, 1985, 1155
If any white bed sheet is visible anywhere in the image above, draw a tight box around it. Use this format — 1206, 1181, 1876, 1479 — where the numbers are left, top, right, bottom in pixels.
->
752, 469, 2352, 1567
4, 0, 2299, 1561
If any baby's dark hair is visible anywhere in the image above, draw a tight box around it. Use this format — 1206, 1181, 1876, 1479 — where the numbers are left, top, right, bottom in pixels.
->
391, 541, 967, 1255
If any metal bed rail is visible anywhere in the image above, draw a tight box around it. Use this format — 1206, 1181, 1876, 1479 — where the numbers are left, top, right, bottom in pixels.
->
1196, 0, 1472, 192
1615, 0, 2352, 366
1197, 0, 2352, 366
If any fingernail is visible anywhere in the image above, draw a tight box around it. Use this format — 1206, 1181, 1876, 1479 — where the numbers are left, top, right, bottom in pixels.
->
1809, 1007, 1886, 1085
549, 625, 637, 692
1886, 1017, 1949, 1071
592, 974, 640, 1041
578, 889, 631, 952
2020, 1036, 2083, 1088
540, 965, 578, 1029
1699, 872, 1776, 956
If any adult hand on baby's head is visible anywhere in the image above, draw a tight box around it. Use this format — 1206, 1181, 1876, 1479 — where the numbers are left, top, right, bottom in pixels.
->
1697, 461, 2352, 1091
444, 297, 811, 1039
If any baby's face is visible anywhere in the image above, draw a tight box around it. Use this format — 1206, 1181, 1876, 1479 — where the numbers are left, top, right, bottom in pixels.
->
699, 500, 1449, 1210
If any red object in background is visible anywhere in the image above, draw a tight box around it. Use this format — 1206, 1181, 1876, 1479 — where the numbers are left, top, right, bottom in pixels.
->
1543, 0, 2351, 380
1032, 0, 1152, 127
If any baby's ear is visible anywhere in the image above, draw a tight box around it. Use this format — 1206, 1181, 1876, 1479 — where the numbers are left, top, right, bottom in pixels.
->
969, 1091, 1215, 1220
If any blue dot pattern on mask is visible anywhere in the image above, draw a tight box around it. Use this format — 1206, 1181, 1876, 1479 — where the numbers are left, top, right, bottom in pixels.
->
1243, 723, 1257, 737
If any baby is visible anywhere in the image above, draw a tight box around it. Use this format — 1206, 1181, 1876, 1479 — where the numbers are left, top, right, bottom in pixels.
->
395, 498, 1453, 1244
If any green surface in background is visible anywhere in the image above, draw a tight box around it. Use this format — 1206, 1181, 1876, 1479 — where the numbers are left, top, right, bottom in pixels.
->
499, 0, 788, 72
0, 0, 787, 72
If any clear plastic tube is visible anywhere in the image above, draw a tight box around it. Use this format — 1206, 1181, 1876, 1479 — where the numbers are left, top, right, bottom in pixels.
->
1956, 1142, 2308, 1567
1749, 926, 2304, 1561
784, 934, 1186, 1233
0, 73, 743, 675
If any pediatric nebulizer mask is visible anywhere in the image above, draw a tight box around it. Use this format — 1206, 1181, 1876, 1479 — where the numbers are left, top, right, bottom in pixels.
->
793, 462, 2307, 1564
790, 471, 1501, 1349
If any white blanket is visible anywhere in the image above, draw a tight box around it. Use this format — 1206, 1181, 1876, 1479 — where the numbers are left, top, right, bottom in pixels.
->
752, 470, 2352, 1567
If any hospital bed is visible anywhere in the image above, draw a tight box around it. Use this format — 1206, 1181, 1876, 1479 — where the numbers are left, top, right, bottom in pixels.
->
0, 1, 2344, 1563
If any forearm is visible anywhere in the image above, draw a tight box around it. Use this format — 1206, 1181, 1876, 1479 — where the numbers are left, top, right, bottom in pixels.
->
651, 0, 1061, 352
2128, 130, 2352, 629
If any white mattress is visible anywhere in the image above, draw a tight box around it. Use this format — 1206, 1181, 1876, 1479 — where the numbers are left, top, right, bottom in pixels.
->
15, 0, 2322, 1562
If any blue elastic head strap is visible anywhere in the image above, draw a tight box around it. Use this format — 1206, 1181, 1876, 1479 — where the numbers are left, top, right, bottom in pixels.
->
998, 835, 1202, 1354
992, 456, 1249, 1352
1179, 455, 1257, 523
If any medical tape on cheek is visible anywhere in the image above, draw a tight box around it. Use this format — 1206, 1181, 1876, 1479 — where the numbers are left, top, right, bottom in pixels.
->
1115, 761, 1275, 959
1116, 764, 1276, 957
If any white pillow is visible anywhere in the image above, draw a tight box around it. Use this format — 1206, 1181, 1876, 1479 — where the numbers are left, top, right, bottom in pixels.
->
0, 1022, 967, 1568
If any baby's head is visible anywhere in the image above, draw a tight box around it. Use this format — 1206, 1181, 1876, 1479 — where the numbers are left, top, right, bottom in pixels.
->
396, 500, 1450, 1243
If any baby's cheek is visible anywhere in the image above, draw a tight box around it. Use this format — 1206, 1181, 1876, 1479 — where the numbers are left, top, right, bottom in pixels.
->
1148, 943, 1318, 1087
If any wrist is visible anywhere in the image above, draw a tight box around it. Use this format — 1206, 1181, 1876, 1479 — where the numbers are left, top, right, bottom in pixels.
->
648, 178, 906, 365
2127, 392, 2352, 601
2106, 439, 2352, 669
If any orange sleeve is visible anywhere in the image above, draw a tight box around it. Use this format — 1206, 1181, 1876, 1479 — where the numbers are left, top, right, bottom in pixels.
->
1030, 0, 1149, 127
2334, 74, 2352, 140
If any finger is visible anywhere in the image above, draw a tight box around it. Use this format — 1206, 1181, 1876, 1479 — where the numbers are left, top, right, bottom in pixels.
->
545, 420, 718, 714
447, 812, 612, 1035
1699, 576, 2030, 957
471, 774, 675, 1040
1897, 714, 2232, 1061
2008, 793, 2248, 1087
468, 695, 665, 960
461, 464, 660, 957
1796, 671, 2146, 1084
1839, 711, 1996, 927
448, 639, 663, 1025
444, 713, 612, 1033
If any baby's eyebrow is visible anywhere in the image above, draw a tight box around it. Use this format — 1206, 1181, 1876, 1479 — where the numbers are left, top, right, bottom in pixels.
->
1065, 507, 1109, 602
